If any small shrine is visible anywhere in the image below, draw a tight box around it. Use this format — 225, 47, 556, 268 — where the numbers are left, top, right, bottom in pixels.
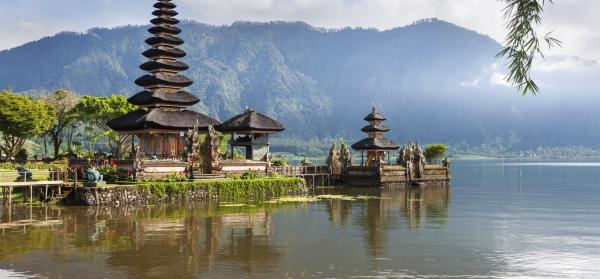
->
336, 105, 450, 187
217, 107, 285, 172
351, 105, 400, 166
107, 0, 220, 179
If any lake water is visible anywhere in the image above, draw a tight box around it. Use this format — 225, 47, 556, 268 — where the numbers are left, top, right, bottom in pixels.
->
1, 160, 599, 278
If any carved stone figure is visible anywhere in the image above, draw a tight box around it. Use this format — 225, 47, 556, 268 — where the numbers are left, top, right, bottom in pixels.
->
397, 146, 405, 165
339, 142, 352, 173
86, 166, 103, 183
185, 122, 201, 178
301, 157, 313, 166
204, 125, 221, 174
442, 157, 450, 167
326, 141, 342, 175
414, 143, 427, 178
16, 166, 32, 180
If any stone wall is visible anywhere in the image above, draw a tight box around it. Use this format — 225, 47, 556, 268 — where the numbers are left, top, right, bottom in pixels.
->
73, 178, 307, 206
340, 164, 450, 187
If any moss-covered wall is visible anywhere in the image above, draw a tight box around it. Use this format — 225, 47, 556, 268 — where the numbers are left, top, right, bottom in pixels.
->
73, 178, 307, 206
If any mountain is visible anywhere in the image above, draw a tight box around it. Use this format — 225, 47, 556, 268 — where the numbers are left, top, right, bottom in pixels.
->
2, 19, 600, 155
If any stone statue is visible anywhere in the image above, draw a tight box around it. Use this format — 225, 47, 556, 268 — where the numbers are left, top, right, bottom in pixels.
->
185, 121, 201, 178
326, 141, 342, 175
86, 166, 103, 183
16, 166, 32, 180
414, 143, 426, 178
442, 157, 450, 167
204, 125, 221, 174
397, 146, 405, 165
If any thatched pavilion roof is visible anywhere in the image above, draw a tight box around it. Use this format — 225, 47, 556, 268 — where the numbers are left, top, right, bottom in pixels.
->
364, 106, 386, 121
352, 105, 399, 151
361, 124, 390, 133
107, 109, 219, 132
217, 108, 285, 134
351, 138, 400, 151
127, 90, 199, 107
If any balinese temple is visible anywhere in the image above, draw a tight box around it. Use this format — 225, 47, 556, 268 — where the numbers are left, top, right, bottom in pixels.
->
351, 106, 400, 166
217, 107, 285, 172
107, 0, 219, 177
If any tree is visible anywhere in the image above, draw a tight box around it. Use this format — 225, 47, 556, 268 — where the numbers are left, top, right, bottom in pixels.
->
43, 90, 79, 159
73, 95, 137, 159
0, 90, 55, 159
498, 0, 561, 95
423, 144, 448, 164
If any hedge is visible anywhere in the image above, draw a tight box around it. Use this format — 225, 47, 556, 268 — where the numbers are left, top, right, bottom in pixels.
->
0, 162, 68, 171
136, 177, 306, 201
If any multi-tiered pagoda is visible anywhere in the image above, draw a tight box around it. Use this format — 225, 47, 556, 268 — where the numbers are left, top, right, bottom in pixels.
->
108, 0, 219, 173
351, 105, 400, 166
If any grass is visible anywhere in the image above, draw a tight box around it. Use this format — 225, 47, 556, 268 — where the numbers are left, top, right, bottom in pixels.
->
0, 170, 54, 183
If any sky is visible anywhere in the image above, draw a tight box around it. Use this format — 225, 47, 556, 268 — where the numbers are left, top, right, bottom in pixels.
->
1, 0, 598, 61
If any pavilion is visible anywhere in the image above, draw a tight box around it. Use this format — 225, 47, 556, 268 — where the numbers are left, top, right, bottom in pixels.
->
217, 107, 285, 172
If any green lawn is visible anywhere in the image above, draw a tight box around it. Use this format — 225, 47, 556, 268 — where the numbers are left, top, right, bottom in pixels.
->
0, 170, 52, 182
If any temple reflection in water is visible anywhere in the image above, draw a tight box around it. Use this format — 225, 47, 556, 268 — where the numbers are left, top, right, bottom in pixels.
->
0, 187, 450, 278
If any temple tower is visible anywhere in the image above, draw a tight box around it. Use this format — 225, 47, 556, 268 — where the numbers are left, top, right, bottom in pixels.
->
351, 105, 400, 166
108, 0, 219, 177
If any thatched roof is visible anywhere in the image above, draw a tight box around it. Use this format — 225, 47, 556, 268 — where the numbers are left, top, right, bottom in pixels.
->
139, 61, 189, 72
107, 109, 219, 132
134, 74, 192, 88
145, 35, 183, 46
218, 108, 285, 134
154, 2, 176, 9
142, 47, 186, 59
150, 17, 180, 26
364, 105, 386, 121
128, 90, 199, 107
148, 25, 182, 35
351, 138, 400, 151
361, 124, 390, 133
152, 9, 178, 17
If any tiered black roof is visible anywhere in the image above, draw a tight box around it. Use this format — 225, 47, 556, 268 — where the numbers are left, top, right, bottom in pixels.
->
352, 105, 399, 151
108, 109, 220, 132
108, 0, 219, 132
217, 108, 285, 134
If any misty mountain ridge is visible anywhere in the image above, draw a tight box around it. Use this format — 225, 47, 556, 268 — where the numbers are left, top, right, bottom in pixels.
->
1, 18, 599, 156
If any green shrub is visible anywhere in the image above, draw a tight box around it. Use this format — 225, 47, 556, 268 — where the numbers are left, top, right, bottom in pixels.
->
241, 171, 261, 180
271, 156, 288, 167
156, 173, 188, 183
97, 164, 118, 182
424, 144, 448, 164
225, 173, 242, 180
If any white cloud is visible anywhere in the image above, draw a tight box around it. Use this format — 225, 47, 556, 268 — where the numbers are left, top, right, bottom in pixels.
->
460, 78, 480, 88
490, 72, 511, 87
1, 0, 600, 62
536, 56, 600, 72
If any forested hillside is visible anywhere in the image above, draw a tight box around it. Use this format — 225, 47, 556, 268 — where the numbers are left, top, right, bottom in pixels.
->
2, 19, 599, 156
